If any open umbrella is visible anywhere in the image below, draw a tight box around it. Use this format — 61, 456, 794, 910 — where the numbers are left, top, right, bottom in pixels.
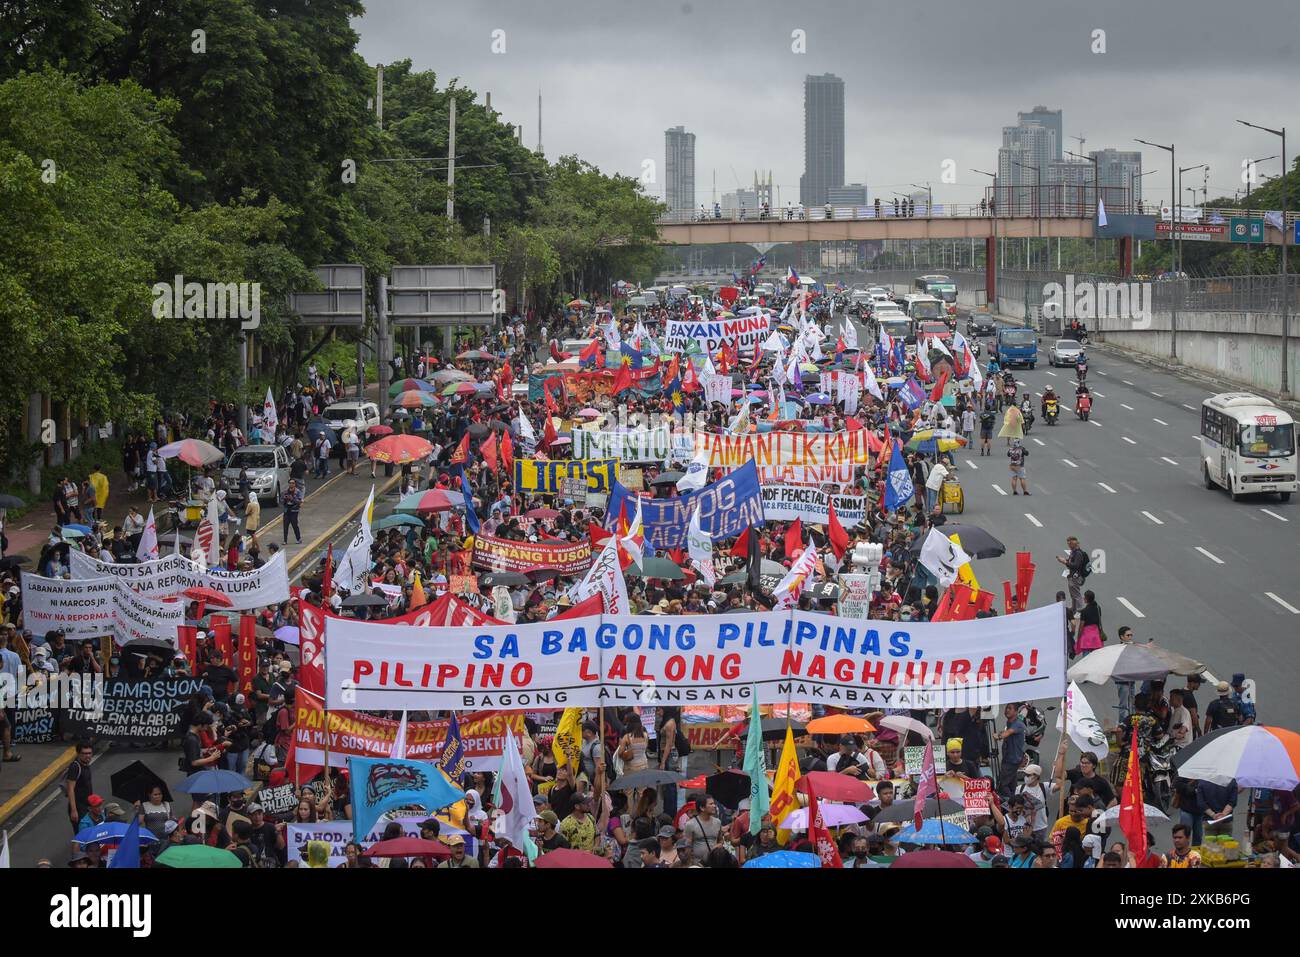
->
1068, 643, 1205, 684
609, 769, 685, 790
626, 557, 684, 580
0, 556, 30, 571
892, 818, 977, 845
155, 845, 243, 869
75, 822, 159, 846
375, 513, 425, 530
305, 420, 338, 443
111, 760, 174, 804
274, 625, 300, 645
889, 849, 978, 868
456, 349, 497, 362
158, 438, 224, 467
805, 714, 876, 735
567, 299, 591, 309
1172, 725, 1300, 789
183, 586, 232, 607
576, 408, 602, 418
794, 772, 874, 804
0, 494, 26, 509
906, 524, 1005, 560
393, 390, 438, 409
367, 424, 395, 438
388, 379, 436, 396
805, 392, 833, 405
535, 848, 612, 869
441, 382, 479, 397
650, 471, 685, 486
743, 850, 821, 868
366, 434, 433, 465
781, 803, 868, 829
342, 593, 389, 609
526, 507, 560, 520
718, 560, 787, 584
175, 769, 254, 794
478, 571, 529, 589
873, 796, 965, 824
123, 637, 178, 657
363, 837, 451, 860
432, 368, 475, 384
62, 523, 92, 536
396, 489, 466, 513
1099, 803, 1170, 826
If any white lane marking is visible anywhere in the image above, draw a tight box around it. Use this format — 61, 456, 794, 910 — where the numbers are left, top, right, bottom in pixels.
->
1044, 370, 1057, 377
966, 461, 979, 470
1098, 370, 1109, 376
992, 483, 1007, 496
1141, 510, 1164, 525
1122, 436, 1137, 445
1116, 596, 1146, 619
1098, 482, 1117, 493
1195, 546, 1224, 564
1120, 482, 1140, 493
1032, 437, 1046, 446
1266, 592, 1300, 614
1092, 392, 1105, 398
1150, 391, 1163, 397
1122, 379, 1135, 385
1182, 404, 1196, 411
1260, 508, 1288, 522
1153, 417, 1168, 426
1061, 459, 1078, 468
1025, 513, 1043, 527
1161, 456, 1178, 465
1068, 510, 1091, 526
19, 523, 33, 531
1093, 420, 1103, 427
1121, 403, 1134, 410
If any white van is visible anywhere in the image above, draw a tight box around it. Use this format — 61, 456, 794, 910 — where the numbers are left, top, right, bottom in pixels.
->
322, 400, 381, 433
1200, 393, 1296, 501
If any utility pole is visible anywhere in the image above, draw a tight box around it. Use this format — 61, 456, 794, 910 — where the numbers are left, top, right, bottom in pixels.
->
376, 64, 384, 129
376, 273, 391, 414
1136, 138, 1177, 358
537, 91, 542, 155
1238, 119, 1289, 396
445, 96, 456, 221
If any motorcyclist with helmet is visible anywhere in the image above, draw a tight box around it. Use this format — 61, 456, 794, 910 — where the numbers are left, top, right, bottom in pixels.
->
1042, 386, 1060, 425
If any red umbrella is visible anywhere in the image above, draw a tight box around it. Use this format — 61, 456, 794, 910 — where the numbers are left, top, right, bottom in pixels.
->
363, 837, 451, 860
534, 848, 613, 869
794, 771, 875, 804
365, 434, 433, 464
889, 849, 978, 869
367, 424, 394, 437
526, 507, 560, 520
182, 587, 232, 608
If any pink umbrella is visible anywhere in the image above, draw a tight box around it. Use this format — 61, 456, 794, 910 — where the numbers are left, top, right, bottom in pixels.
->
780, 803, 868, 830
576, 408, 601, 418
157, 439, 223, 467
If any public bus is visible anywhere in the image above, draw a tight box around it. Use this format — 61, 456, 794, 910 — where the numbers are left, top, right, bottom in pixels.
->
1200, 393, 1296, 502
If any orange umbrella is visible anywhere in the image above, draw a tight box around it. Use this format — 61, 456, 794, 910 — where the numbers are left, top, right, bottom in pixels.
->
805, 714, 876, 735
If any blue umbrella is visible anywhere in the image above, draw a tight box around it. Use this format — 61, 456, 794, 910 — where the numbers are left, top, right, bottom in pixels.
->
375, 513, 425, 530
175, 769, 254, 794
274, 625, 300, 646
805, 392, 833, 405
75, 821, 159, 846
892, 818, 976, 845
63, 523, 93, 535
743, 850, 822, 869
305, 420, 338, 443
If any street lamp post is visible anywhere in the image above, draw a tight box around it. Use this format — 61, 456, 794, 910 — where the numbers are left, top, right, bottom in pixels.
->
1239, 120, 1290, 397
1177, 163, 1206, 274
1242, 154, 1278, 306
1137, 138, 1177, 357
1013, 160, 1041, 270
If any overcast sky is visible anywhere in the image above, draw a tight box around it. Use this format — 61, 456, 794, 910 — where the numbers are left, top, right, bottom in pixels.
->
356, 0, 1299, 208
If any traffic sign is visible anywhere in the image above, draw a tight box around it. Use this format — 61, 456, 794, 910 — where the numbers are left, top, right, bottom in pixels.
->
1229, 217, 1265, 244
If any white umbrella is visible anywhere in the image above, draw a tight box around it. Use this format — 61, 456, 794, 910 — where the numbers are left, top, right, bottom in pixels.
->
1067, 642, 1204, 684
1100, 803, 1169, 825
779, 803, 867, 830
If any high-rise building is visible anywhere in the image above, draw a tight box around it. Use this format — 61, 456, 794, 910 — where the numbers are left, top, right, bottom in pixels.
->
664, 126, 696, 214
827, 183, 868, 206
1090, 148, 1144, 210
1018, 106, 1063, 162
799, 74, 845, 208
998, 122, 1056, 213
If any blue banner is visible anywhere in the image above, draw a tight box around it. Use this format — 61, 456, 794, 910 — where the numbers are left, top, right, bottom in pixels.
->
603, 460, 764, 549
349, 755, 465, 844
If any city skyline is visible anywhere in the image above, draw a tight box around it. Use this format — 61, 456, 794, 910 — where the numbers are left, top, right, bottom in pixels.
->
355, 0, 1298, 209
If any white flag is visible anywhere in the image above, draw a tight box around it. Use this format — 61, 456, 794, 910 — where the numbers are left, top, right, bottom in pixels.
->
263, 387, 278, 433
915, 339, 932, 379
202, 497, 221, 567
687, 503, 715, 588
516, 410, 537, 446
1058, 681, 1109, 761
334, 486, 376, 592
570, 536, 629, 614
619, 498, 645, 571
861, 362, 884, 401
917, 527, 972, 589
136, 506, 158, 561
774, 543, 819, 609
1097, 199, 1108, 228
677, 446, 711, 493
0, 830, 9, 869
842, 320, 858, 351
492, 727, 539, 862
390, 711, 408, 758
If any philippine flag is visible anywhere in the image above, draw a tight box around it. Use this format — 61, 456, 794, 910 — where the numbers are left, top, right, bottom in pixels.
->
786, 266, 800, 285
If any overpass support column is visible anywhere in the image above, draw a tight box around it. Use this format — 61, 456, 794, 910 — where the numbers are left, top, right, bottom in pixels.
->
984, 236, 997, 305
1117, 236, 1133, 277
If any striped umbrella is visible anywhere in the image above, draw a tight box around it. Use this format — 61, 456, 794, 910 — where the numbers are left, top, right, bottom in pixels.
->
157, 438, 223, 466
364, 434, 432, 464
392, 389, 438, 409
395, 489, 466, 513
1172, 725, 1300, 789
388, 378, 436, 396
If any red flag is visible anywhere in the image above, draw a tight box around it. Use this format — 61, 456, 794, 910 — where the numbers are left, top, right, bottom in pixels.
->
729, 526, 751, 559
807, 779, 843, 868
827, 500, 849, 561
1119, 725, 1148, 863
542, 415, 558, 449
543, 380, 560, 415
500, 429, 514, 473
681, 359, 700, 393
664, 355, 681, 384
237, 615, 257, 695
845, 416, 864, 431
553, 593, 606, 619
480, 432, 499, 472
784, 518, 803, 558
589, 521, 613, 548
1015, 551, 1036, 611
931, 585, 958, 623
610, 362, 633, 396
501, 359, 514, 389
210, 615, 233, 663
929, 369, 950, 402
579, 339, 601, 365
321, 544, 333, 597
176, 625, 197, 674
450, 432, 470, 466
549, 341, 571, 362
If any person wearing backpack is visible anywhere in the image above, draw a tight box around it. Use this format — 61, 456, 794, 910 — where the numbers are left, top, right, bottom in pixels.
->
1057, 535, 1089, 617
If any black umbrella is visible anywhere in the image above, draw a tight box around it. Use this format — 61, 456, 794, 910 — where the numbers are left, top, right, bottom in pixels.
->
123, 637, 177, 657
705, 770, 752, 809
650, 472, 684, 486
479, 571, 529, 589
305, 419, 338, 443
468, 423, 491, 439
0, 494, 26, 509
111, 760, 174, 804
342, 593, 388, 609
874, 796, 965, 824
906, 524, 1006, 560
609, 769, 685, 791
760, 717, 805, 739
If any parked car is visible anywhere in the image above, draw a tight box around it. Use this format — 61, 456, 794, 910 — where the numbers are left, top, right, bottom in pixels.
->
222, 445, 291, 503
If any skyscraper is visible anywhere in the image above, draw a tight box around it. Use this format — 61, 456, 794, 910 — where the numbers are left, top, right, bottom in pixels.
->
998, 122, 1056, 213
1018, 106, 1063, 162
1090, 148, 1144, 210
800, 74, 845, 208
664, 126, 696, 215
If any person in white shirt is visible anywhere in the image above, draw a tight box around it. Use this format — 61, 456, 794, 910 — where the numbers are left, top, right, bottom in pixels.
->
1168, 688, 1194, 748
122, 507, 146, 537
825, 735, 887, 779
924, 461, 950, 512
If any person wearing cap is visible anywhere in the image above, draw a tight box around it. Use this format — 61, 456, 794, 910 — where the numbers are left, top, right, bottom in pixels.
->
1230, 673, 1257, 726
1203, 680, 1244, 734
1009, 833, 1037, 868
1015, 763, 1059, 844
536, 809, 568, 853
559, 792, 597, 852
967, 834, 1004, 864
435, 832, 479, 868
246, 802, 284, 866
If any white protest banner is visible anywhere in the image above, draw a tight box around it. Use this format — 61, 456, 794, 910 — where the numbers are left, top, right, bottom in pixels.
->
20, 574, 116, 637
569, 536, 628, 615
663, 314, 768, 357
963, 778, 992, 819
286, 817, 473, 867
571, 427, 671, 463
837, 574, 875, 620
334, 486, 376, 593
68, 550, 290, 610
700, 372, 731, 406
754, 463, 858, 487
325, 603, 1067, 712
111, 585, 183, 647
760, 485, 867, 525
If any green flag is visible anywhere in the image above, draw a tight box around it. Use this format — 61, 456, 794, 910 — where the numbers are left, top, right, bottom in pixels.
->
743, 688, 770, 835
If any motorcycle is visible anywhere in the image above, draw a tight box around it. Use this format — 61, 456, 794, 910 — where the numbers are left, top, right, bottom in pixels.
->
1146, 732, 1177, 813
1043, 399, 1060, 425
1021, 406, 1034, 434
1076, 393, 1092, 421
1075, 360, 1088, 383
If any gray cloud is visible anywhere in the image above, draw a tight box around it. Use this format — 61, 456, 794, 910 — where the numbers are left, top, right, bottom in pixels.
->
357, 0, 1300, 207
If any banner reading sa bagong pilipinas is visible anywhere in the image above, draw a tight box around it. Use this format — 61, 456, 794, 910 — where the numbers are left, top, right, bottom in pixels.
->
323, 604, 1067, 712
